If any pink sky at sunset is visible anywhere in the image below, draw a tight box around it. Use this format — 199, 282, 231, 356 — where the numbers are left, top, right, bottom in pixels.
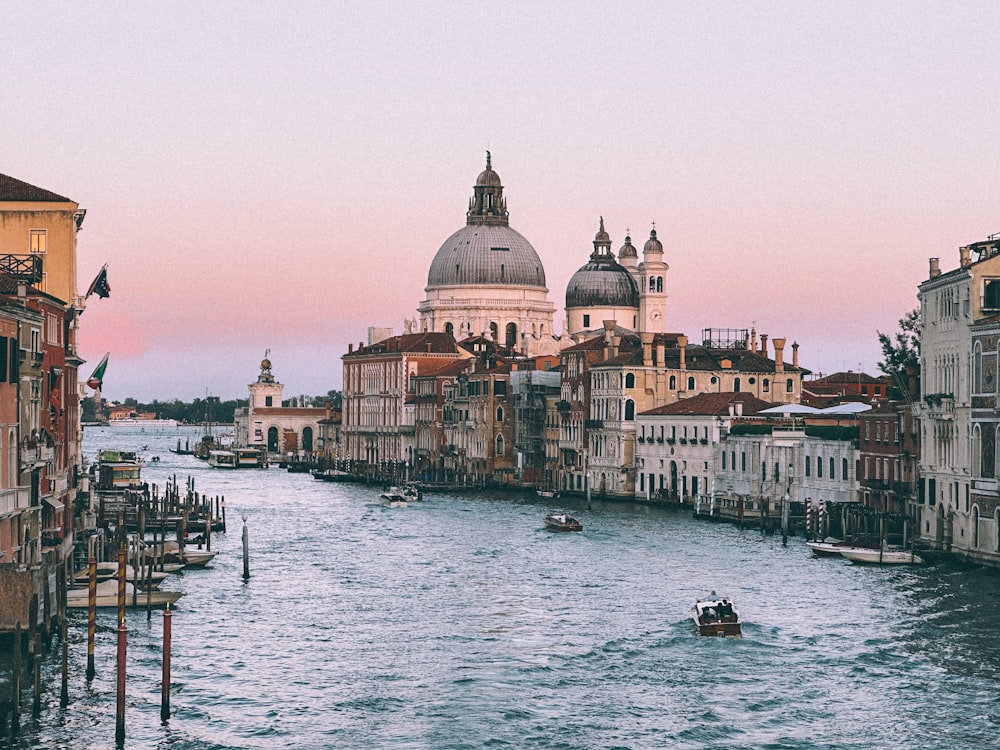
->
4, 3, 999, 401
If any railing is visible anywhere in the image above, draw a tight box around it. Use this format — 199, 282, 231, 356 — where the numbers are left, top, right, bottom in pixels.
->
0, 253, 43, 282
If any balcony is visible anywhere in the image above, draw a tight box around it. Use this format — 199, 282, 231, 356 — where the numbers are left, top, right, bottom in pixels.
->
584, 420, 603, 429
0, 487, 30, 515
0, 253, 43, 283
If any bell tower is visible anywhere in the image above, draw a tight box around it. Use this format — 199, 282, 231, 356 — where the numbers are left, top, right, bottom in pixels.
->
638, 227, 668, 333
248, 352, 285, 413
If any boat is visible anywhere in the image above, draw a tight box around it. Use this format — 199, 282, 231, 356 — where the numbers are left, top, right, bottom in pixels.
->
380, 490, 407, 507
141, 540, 217, 567
234, 447, 266, 468
839, 547, 924, 565
693, 592, 742, 637
805, 538, 856, 556
536, 489, 558, 498
207, 450, 237, 469
72, 562, 170, 589
312, 468, 357, 482
66, 579, 183, 609
543, 513, 582, 532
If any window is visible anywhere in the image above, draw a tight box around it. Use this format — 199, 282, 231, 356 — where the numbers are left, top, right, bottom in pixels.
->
741, 452, 746, 471
669, 375, 676, 389
624, 400, 635, 420
830, 457, 835, 479
817, 457, 823, 478
786, 378, 794, 393
722, 452, 727, 470
734, 378, 741, 392
843, 458, 849, 479
29, 229, 46, 254
762, 463, 767, 481
687, 376, 695, 391
805, 456, 811, 477
625, 373, 635, 389
656, 277, 663, 292
583, 314, 590, 328
763, 378, 770, 393
265, 396, 273, 406
496, 434, 504, 455
496, 406, 503, 422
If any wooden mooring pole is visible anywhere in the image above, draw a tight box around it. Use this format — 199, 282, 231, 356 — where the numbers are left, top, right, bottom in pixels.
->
242, 513, 250, 580
87, 557, 97, 680
115, 621, 127, 747
59, 563, 69, 707
161, 606, 172, 722
11, 620, 21, 733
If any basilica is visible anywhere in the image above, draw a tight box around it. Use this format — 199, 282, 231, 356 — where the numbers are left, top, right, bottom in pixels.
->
342, 154, 808, 498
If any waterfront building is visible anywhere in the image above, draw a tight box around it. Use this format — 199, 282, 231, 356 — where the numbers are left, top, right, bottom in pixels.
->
411, 358, 473, 481
915, 239, 1000, 565
635, 392, 772, 502
858, 400, 919, 519
803, 370, 892, 407
233, 356, 325, 455
511, 367, 561, 487
0, 173, 86, 634
341, 331, 468, 477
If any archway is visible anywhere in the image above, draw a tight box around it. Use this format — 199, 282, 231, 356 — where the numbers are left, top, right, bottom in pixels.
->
267, 426, 279, 453
302, 426, 314, 452
505, 322, 517, 350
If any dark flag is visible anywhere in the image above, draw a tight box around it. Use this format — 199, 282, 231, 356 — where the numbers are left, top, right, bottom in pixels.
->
85, 265, 110, 299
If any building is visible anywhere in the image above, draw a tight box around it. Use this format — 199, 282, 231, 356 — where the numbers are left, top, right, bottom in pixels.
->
0, 173, 86, 634
414, 153, 559, 356
233, 356, 325, 455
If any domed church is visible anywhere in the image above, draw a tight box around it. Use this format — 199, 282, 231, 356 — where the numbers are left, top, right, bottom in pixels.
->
566, 218, 640, 337
415, 153, 560, 356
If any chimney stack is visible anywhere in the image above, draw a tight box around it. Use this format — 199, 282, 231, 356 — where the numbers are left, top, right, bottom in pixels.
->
791, 341, 799, 369
929, 257, 941, 278
603, 320, 616, 360
678, 335, 688, 370
773, 338, 786, 372
760, 334, 768, 359
641, 332, 654, 367
750, 328, 758, 353
960, 246, 972, 268
655, 340, 665, 368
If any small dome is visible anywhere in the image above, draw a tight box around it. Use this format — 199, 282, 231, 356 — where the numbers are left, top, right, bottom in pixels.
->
566, 258, 639, 309
618, 234, 637, 259
476, 150, 502, 187
644, 228, 663, 254
261, 358, 271, 371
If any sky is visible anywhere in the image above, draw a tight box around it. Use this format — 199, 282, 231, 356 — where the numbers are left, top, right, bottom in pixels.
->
3, 2, 999, 402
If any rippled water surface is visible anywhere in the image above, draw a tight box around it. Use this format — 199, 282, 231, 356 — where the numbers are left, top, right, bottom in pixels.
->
5, 426, 1000, 749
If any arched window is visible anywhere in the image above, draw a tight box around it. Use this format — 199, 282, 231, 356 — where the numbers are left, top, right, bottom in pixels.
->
496, 406, 503, 422
625, 400, 635, 420
505, 322, 517, 349
656, 276, 662, 293
267, 426, 279, 453
734, 378, 741, 392
669, 375, 676, 389
649, 277, 656, 291
625, 373, 635, 389
302, 426, 313, 452
495, 434, 504, 456
444, 322, 454, 336
786, 378, 794, 393
687, 376, 695, 391
763, 378, 770, 392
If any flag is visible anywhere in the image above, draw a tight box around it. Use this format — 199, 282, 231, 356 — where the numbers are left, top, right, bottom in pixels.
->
86, 353, 109, 390
85, 265, 110, 299
49, 373, 62, 410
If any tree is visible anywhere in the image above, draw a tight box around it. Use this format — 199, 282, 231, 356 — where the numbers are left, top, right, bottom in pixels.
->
877, 308, 920, 400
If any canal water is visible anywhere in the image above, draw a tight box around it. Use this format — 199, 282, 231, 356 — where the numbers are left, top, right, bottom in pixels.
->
4, 425, 1000, 749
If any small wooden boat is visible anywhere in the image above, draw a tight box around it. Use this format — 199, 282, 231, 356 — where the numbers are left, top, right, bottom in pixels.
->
806, 538, 855, 556
693, 592, 742, 637
380, 489, 408, 507
312, 469, 356, 482
141, 540, 217, 567
536, 489, 558, 498
73, 562, 170, 589
839, 548, 923, 565
543, 513, 582, 532
66, 579, 183, 609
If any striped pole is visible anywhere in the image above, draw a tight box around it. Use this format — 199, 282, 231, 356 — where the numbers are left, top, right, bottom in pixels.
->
86, 557, 97, 680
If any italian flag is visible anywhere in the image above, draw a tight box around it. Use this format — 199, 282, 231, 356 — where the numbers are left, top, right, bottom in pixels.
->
86, 353, 110, 390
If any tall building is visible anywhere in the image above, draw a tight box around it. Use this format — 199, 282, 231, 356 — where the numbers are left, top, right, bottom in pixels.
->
415, 153, 558, 356
565, 219, 639, 337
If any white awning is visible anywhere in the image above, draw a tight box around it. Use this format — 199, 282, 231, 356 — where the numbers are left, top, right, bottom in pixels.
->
44, 496, 65, 511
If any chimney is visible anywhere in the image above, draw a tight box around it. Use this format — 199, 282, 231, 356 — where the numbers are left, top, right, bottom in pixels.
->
655, 341, 665, 368
750, 328, 757, 353
678, 335, 688, 370
325, 401, 332, 420
641, 332, 654, 367
603, 320, 616, 360
791, 341, 799, 368
773, 337, 786, 372
348, 343, 353, 353
960, 246, 972, 268
929, 257, 941, 278
611, 334, 621, 359
760, 334, 768, 359
735, 401, 743, 417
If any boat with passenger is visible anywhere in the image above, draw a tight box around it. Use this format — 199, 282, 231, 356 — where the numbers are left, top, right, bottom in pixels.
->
543, 513, 582, 532
380, 488, 408, 507
693, 592, 742, 637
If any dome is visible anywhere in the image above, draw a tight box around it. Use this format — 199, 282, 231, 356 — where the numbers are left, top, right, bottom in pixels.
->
644, 228, 663, 254
618, 234, 637, 260
566, 258, 639, 309
426, 224, 547, 288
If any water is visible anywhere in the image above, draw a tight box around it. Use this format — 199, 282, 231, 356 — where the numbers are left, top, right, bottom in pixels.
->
4, 425, 1000, 749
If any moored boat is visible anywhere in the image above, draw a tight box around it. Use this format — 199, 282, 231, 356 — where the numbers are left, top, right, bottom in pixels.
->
141, 540, 217, 567
543, 513, 582, 532
208, 450, 237, 469
693, 592, 742, 637
839, 547, 923, 565
66, 579, 183, 609
536, 489, 558, 498
380, 489, 408, 507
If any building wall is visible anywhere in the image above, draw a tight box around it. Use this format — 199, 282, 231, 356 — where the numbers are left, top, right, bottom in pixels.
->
0, 200, 80, 305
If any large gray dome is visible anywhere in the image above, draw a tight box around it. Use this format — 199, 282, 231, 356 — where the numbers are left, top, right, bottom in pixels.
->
426, 224, 547, 288
566, 258, 639, 308
426, 153, 547, 290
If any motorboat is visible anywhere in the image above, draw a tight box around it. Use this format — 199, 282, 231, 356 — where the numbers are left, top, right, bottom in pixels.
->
312, 469, 357, 482
839, 547, 923, 565
207, 450, 237, 468
543, 513, 582, 532
536, 489, 558, 498
693, 592, 742, 637
806, 538, 857, 556
380, 489, 408, 507
73, 562, 170, 589
66, 579, 183, 609
141, 540, 217, 567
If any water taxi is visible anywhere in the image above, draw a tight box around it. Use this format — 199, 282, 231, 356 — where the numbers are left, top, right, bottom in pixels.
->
693, 592, 742, 637
543, 513, 582, 532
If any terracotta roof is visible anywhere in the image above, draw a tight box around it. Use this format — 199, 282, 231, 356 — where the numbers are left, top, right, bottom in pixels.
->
810, 371, 884, 385
345, 331, 458, 357
415, 359, 473, 378
0, 174, 72, 202
639, 392, 774, 417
